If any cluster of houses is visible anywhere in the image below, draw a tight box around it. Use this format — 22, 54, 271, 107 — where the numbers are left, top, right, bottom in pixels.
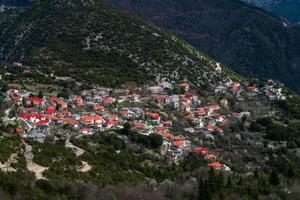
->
214, 79, 286, 100
4, 79, 286, 170
194, 147, 231, 171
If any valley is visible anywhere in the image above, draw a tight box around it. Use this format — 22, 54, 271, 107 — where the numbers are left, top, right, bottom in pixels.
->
0, 0, 299, 199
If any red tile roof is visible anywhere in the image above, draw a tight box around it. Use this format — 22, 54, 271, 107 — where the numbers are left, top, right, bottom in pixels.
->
209, 162, 223, 168
194, 147, 208, 154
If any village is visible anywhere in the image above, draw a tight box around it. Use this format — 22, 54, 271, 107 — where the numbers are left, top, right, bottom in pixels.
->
3, 78, 287, 172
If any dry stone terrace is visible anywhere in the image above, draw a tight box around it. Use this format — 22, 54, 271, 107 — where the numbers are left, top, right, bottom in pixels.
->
4, 79, 288, 172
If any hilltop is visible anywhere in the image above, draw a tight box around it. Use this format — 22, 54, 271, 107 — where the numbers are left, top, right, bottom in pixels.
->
0, 0, 238, 88
105, 0, 300, 93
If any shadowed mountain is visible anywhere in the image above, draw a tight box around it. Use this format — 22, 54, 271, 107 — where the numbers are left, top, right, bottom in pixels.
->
105, 0, 300, 93
242, 0, 300, 22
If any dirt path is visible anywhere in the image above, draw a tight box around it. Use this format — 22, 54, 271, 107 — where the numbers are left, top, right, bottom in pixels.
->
24, 142, 48, 180
78, 161, 92, 172
0, 153, 17, 172
65, 139, 85, 156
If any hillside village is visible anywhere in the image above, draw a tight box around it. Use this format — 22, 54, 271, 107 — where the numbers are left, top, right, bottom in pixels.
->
3, 77, 287, 173
0, 0, 300, 199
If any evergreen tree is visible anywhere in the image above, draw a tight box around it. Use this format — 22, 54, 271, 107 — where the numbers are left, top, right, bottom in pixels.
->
217, 171, 224, 186
238, 176, 243, 185
122, 122, 132, 135
22, 97, 27, 107
287, 165, 295, 178
204, 180, 212, 200
198, 179, 212, 200
56, 103, 60, 111
254, 168, 259, 179
198, 178, 204, 200
149, 133, 163, 148
208, 168, 216, 192
269, 170, 280, 186
38, 90, 43, 98
227, 176, 232, 188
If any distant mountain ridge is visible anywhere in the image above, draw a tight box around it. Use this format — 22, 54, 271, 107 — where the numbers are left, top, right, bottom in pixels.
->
242, 0, 300, 22
105, 0, 300, 93
0, 0, 31, 7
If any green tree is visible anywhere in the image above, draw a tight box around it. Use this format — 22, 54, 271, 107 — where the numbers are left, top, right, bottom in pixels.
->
227, 176, 232, 188
149, 133, 163, 149
22, 97, 27, 107
57, 91, 69, 99
38, 90, 43, 98
269, 170, 280, 186
257, 117, 273, 127
198, 178, 212, 200
56, 103, 60, 111
208, 168, 217, 192
249, 122, 261, 132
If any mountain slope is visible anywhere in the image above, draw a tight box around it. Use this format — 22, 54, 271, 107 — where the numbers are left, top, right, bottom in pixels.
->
105, 0, 300, 93
0, 0, 31, 7
242, 0, 300, 22
0, 0, 237, 88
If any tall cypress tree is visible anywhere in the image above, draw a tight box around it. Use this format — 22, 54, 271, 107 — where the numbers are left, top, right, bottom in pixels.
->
269, 170, 280, 186
198, 178, 204, 200
198, 178, 212, 200
227, 176, 232, 188
208, 168, 216, 192
38, 90, 43, 98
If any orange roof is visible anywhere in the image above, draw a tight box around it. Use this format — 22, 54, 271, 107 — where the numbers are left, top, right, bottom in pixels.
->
110, 114, 118, 120
50, 96, 59, 101
156, 126, 168, 131
94, 105, 104, 110
80, 128, 90, 132
75, 96, 82, 101
206, 125, 214, 130
209, 162, 223, 168
175, 135, 185, 140
163, 132, 174, 139
46, 106, 56, 114
59, 110, 71, 115
185, 114, 194, 120
206, 154, 217, 159
58, 101, 67, 106
77, 102, 84, 107
180, 104, 190, 108
173, 140, 185, 147
247, 86, 257, 91
214, 127, 223, 133
93, 115, 102, 121
195, 147, 208, 154
47, 115, 60, 121
15, 127, 23, 134
11, 95, 21, 101
63, 118, 78, 124
121, 110, 129, 115
81, 116, 94, 122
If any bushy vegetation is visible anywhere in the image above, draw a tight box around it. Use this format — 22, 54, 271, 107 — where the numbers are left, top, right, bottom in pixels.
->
266, 122, 300, 147
276, 96, 300, 119
30, 139, 80, 167
119, 123, 163, 149
0, 136, 23, 163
